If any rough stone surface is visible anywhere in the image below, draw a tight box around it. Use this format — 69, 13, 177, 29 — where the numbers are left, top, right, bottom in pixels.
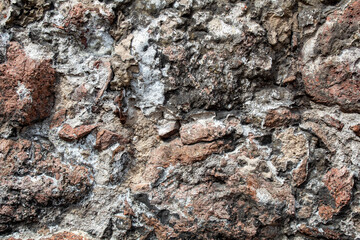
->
323, 167, 354, 210
301, 0, 360, 112
58, 124, 97, 142
0, 139, 92, 233
0, 42, 56, 133
157, 121, 180, 139
264, 107, 300, 128
95, 129, 131, 151
1, 0, 360, 239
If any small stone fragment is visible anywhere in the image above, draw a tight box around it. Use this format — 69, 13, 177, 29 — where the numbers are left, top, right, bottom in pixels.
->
74, 125, 98, 139
179, 119, 233, 145
297, 206, 313, 219
95, 129, 130, 151
50, 109, 67, 129
150, 138, 233, 167
292, 158, 308, 186
157, 121, 180, 139
350, 124, 360, 137
59, 124, 97, 141
264, 107, 300, 128
72, 84, 88, 101
58, 124, 77, 141
318, 205, 335, 221
323, 167, 354, 209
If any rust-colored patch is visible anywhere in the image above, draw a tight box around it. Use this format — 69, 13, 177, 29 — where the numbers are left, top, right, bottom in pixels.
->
350, 124, 360, 137
59, 124, 97, 141
318, 205, 336, 221
50, 109, 67, 129
264, 107, 300, 128
41, 232, 88, 240
95, 129, 131, 151
0, 42, 56, 126
298, 224, 341, 239
323, 167, 354, 209
292, 158, 308, 186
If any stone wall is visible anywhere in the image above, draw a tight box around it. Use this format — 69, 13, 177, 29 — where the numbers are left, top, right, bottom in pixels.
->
1, 0, 360, 239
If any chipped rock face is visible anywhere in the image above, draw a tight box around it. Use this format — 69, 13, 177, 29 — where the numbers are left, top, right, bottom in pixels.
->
264, 107, 300, 128
323, 167, 354, 210
301, 0, 360, 112
95, 129, 131, 151
0, 42, 55, 133
58, 124, 97, 142
0, 139, 92, 232
1, 0, 360, 239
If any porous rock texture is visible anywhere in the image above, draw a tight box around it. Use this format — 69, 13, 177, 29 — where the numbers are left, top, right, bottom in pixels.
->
0, 0, 360, 239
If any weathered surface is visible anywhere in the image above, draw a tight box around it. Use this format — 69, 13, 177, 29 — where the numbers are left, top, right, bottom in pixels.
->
1, 0, 360, 239
95, 129, 131, 151
0, 139, 92, 233
179, 119, 233, 145
301, 0, 360, 112
264, 107, 300, 128
0, 42, 55, 134
58, 124, 97, 142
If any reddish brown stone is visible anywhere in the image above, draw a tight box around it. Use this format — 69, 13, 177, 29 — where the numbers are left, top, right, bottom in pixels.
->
0, 139, 92, 230
0, 42, 56, 126
50, 109, 67, 129
150, 138, 233, 167
302, 0, 360, 112
74, 125, 97, 139
303, 63, 360, 112
179, 119, 232, 145
350, 124, 360, 137
283, 75, 296, 83
95, 129, 130, 151
298, 224, 341, 240
41, 232, 88, 240
323, 167, 354, 209
319, 205, 336, 221
292, 158, 308, 186
59, 124, 97, 141
58, 124, 77, 141
264, 107, 300, 128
